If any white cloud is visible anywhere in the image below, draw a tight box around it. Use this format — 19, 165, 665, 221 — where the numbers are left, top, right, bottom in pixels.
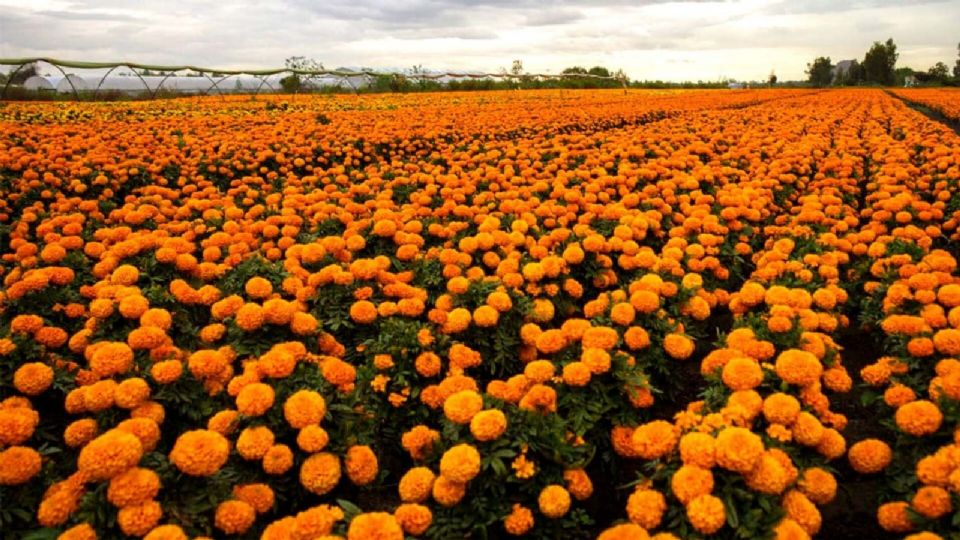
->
0, 0, 957, 81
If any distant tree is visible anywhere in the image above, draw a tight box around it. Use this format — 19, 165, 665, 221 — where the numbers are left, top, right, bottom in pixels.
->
511, 60, 524, 76
562, 66, 588, 75
281, 56, 324, 93
862, 38, 898, 85
841, 60, 864, 85
928, 61, 950, 83
8, 62, 38, 85
806, 57, 834, 87
954, 42, 960, 78
768, 70, 778, 86
587, 66, 611, 78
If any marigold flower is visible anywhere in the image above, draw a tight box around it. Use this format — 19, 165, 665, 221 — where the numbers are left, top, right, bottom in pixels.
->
215, 500, 257, 535
399, 467, 435, 503
895, 400, 943, 437
169, 430, 230, 476
300, 452, 341, 495
632, 420, 678, 459
443, 390, 484, 424
13, 362, 54, 396
671, 465, 714, 505
77, 429, 144, 481
233, 483, 275, 514
774, 349, 822, 387
538, 484, 571, 518
679, 432, 716, 469
877, 501, 913, 533
117, 500, 163, 537
848, 439, 892, 474
439, 443, 481, 483
664, 333, 695, 360
347, 512, 403, 540
237, 426, 275, 460
107, 467, 161, 507
89, 342, 135, 377
284, 390, 327, 429
626, 488, 665, 529
686, 494, 725, 535
715, 426, 763, 473
0, 446, 42, 485
395, 503, 432, 536
345, 445, 379, 486
721, 356, 763, 390
236, 382, 275, 416
503, 504, 534, 535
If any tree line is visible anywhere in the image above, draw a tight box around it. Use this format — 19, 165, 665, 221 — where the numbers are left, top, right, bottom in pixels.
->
807, 39, 960, 87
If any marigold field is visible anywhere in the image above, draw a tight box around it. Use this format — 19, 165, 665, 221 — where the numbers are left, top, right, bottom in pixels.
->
1, 88, 960, 540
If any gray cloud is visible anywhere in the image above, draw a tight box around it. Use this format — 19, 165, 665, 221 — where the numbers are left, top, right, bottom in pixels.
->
1, 0, 958, 81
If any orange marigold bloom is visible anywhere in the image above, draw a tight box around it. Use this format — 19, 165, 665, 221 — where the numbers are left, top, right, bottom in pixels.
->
664, 333, 695, 360
215, 500, 257, 535
439, 444, 481, 483
774, 349, 822, 387
912, 485, 952, 519
235, 303, 264, 331
399, 467, 436, 503
671, 465, 714, 505
721, 356, 763, 390
395, 503, 432, 536
895, 400, 943, 437
284, 390, 327, 429
503, 503, 535, 536
77, 429, 143, 481
877, 501, 913, 533
300, 452, 342, 495
632, 420, 678, 459
626, 488, 665, 529
535, 329, 567, 354
237, 426, 275, 460
679, 432, 716, 469
296, 425, 330, 453
582, 326, 619, 350
245, 277, 273, 299
169, 430, 230, 477
848, 439, 893, 474
432, 474, 466, 507
798, 467, 836, 505
401, 425, 441, 461
715, 426, 763, 474
538, 484, 571, 518
263, 444, 294, 475
686, 494, 725, 535
89, 342, 135, 377
346, 512, 403, 540
0, 446, 42, 485
117, 500, 162, 537
345, 445, 379, 486
107, 467, 160, 507
233, 483, 275, 514
563, 468, 593, 501
470, 409, 507, 441
782, 490, 821, 535
13, 362, 54, 396
236, 382, 275, 416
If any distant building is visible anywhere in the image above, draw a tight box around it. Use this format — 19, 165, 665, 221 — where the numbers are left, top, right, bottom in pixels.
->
904, 75, 918, 87
831, 60, 855, 83
727, 82, 745, 89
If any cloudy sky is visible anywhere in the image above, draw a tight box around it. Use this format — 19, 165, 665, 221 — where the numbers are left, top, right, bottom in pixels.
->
1, 0, 958, 81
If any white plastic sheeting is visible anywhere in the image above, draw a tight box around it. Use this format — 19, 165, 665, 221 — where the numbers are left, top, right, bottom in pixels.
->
21, 74, 287, 94
23, 75, 54, 91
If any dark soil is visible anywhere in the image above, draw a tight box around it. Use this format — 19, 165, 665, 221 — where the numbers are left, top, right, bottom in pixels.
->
818, 328, 897, 539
